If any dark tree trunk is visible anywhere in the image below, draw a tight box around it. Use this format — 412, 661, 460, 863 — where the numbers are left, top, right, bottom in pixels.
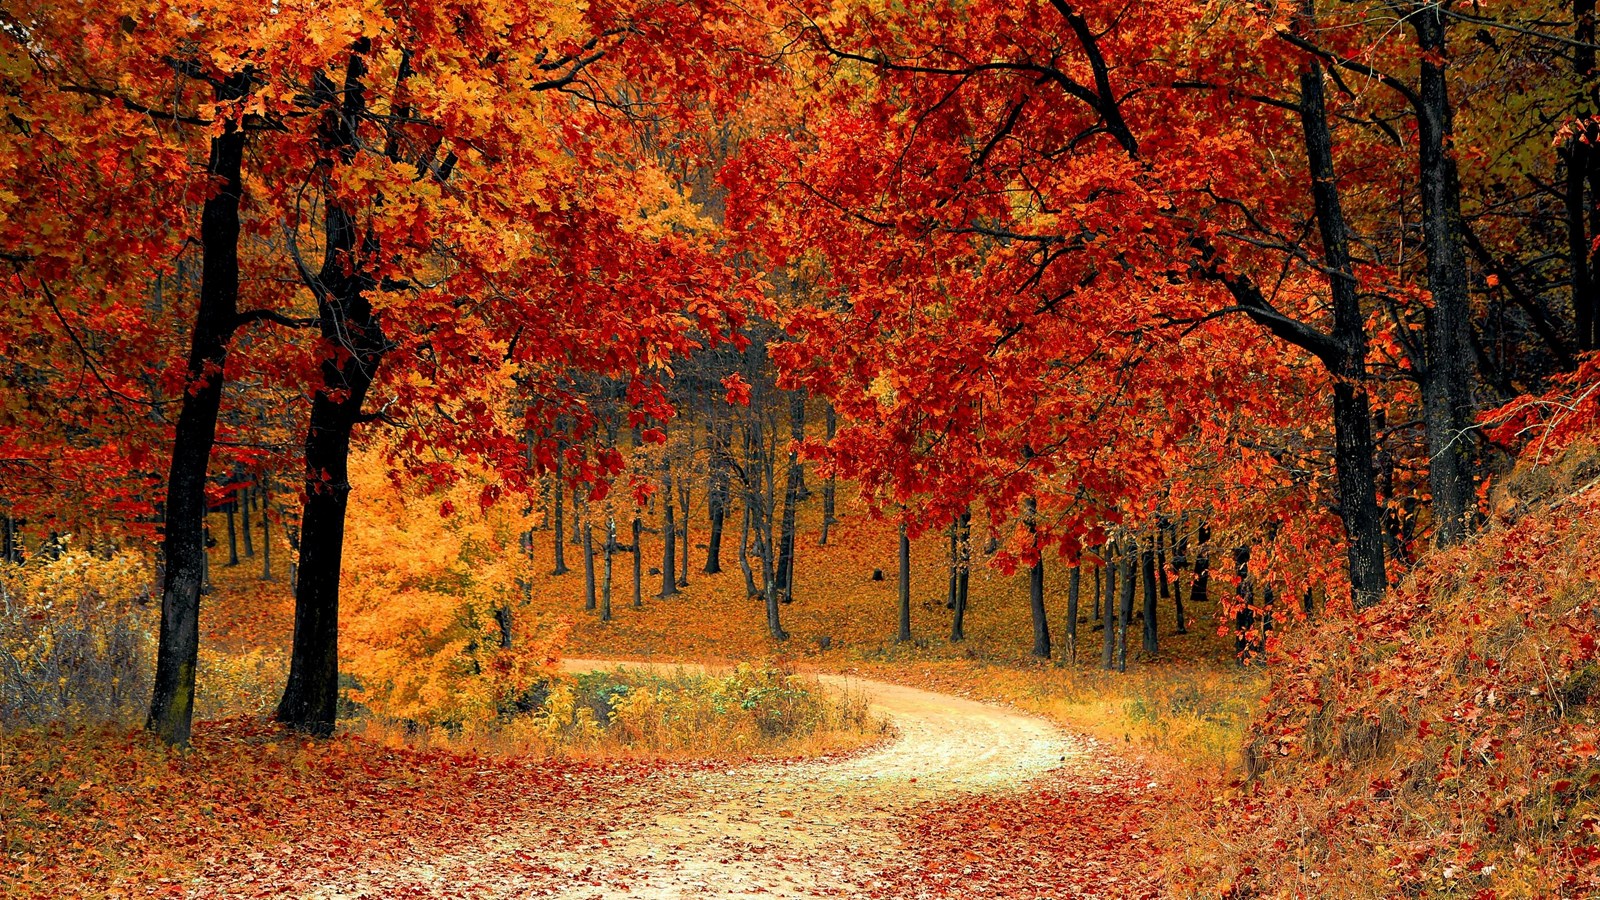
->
147, 73, 250, 747
1170, 517, 1186, 631
1411, 8, 1476, 546
493, 605, 513, 649
1026, 516, 1049, 659
819, 404, 838, 546
1155, 523, 1169, 599
1190, 522, 1210, 605
600, 519, 613, 622
705, 420, 731, 573
1564, 139, 1597, 352
632, 516, 643, 609
241, 485, 254, 558
896, 519, 913, 643
775, 394, 804, 601
1102, 544, 1117, 670
1296, 27, 1388, 607
570, 485, 581, 546
1234, 546, 1257, 659
583, 521, 597, 612
277, 48, 386, 738
1065, 565, 1080, 665
951, 510, 971, 642
1173, 571, 1188, 635
660, 466, 678, 598
738, 501, 758, 599
1091, 561, 1102, 623
1116, 539, 1135, 673
225, 499, 239, 566
1141, 543, 1158, 656
551, 459, 569, 575
1576, 0, 1600, 352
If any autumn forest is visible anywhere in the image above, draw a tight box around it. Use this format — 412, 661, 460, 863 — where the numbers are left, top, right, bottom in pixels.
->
4, 0, 1600, 897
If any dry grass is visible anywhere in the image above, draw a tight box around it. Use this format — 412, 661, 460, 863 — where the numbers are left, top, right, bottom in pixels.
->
353, 663, 887, 762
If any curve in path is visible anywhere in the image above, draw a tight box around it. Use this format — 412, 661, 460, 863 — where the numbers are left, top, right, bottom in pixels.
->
241, 661, 1082, 900
539, 660, 1077, 898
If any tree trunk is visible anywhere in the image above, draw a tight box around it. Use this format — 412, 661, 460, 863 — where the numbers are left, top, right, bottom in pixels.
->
225, 498, 239, 566
1155, 523, 1169, 599
632, 516, 643, 609
1065, 564, 1080, 666
570, 486, 581, 546
1026, 500, 1050, 660
951, 509, 971, 642
277, 48, 386, 738
551, 460, 569, 575
819, 404, 838, 546
1092, 561, 1102, 623
1116, 542, 1135, 673
147, 73, 250, 747
775, 393, 804, 601
1189, 521, 1210, 605
1576, 0, 1600, 352
738, 501, 758, 599
660, 466, 678, 598
1297, 25, 1388, 607
705, 420, 731, 573
677, 477, 690, 589
1102, 543, 1117, 671
600, 518, 614, 622
583, 521, 596, 612
241, 484, 254, 558
897, 519, 912, 643
1141, 542, 1158, 656
1412, 7, 1476, 546
1234, 546, 1257, 660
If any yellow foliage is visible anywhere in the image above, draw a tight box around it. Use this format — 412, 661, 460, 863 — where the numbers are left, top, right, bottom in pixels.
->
0, 548, 153, 725
338, 450, 560, 727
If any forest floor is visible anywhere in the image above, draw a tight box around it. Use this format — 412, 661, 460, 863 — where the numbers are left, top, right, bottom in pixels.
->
181, 664, 1161, 899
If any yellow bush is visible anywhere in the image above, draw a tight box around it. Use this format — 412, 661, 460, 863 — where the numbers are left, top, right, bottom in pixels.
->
0, 548, 154, 725
337, 451, 554, 729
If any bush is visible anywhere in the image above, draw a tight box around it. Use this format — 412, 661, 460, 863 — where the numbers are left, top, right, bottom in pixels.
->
362, 662, 882, 760
0, 550, 154, 725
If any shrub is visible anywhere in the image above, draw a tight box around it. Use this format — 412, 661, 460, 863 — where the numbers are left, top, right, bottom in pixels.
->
0, 550, 154, 725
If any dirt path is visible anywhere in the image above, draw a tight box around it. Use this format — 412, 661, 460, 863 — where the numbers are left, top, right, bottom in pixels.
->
198, 662, 1115, 899
534, 660, 1077, 898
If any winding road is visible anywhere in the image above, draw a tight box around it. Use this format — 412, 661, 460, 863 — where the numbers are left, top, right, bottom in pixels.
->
209, 662, 1091, 900
537, 660, 1078, 898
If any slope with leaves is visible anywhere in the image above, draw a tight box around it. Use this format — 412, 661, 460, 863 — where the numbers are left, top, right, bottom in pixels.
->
1175, 440, 1600, 898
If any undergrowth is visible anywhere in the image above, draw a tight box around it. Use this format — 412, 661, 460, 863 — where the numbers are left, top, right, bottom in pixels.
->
1172, 445, 1600, 898
356, 663, 885, 760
